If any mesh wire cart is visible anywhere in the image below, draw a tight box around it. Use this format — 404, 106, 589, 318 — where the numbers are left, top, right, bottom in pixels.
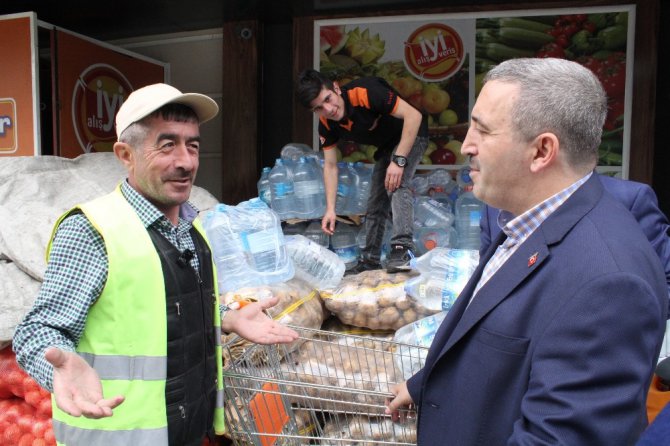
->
221, 325, 429, 446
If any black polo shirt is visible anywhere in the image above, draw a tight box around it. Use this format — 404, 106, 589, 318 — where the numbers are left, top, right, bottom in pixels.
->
318, 77, 428, 160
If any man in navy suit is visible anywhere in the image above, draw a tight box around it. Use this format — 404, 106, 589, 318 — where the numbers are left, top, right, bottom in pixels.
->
481, 175, 670, 302
386, 58, 668, 445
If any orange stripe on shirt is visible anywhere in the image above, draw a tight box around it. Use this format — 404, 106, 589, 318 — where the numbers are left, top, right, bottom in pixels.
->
319, 115, 331, 131
347, 87, 371, 109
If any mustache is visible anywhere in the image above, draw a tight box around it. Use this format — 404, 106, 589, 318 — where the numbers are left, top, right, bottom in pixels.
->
164, 169, 193, 181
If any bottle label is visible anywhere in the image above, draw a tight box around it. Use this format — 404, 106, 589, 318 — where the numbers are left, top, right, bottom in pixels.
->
294, 180, 321, 197
337, 184, 350, 197
272, 182, 294, 197
241, 229, 279, 254
469, 210, 482, 226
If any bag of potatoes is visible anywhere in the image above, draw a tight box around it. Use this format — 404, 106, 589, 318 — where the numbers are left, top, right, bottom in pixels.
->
319, 269, 438, 330
220, 277, 327, 365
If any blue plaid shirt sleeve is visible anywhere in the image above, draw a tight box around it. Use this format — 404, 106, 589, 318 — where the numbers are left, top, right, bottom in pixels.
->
12, 212, 107, 392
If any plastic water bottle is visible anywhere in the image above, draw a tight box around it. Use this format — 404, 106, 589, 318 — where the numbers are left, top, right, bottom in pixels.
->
304, 220, 329, 247
410, 173, 430, 196
395, 311, 448, 348
269, 158, 296, 220
238, 199, 290, 273
455, 190, 484, 250
413, 226, 457, 255
202, 204, 248, 291
281, 221, 308, 236
427, 169, 456, 196
202, 199, 294, 292
293, 156, 324, 219
404, 269, 474, 311
393, 311, 448, 379
456, 166, 474, 192
414, 197, 455, 228
330, 223, 360, 270
345, 162, 361, 215
285, 235, 345, 290
409, 247, 480, 277
351, 162, 372, 214
257, 167, 272, 206
335, 162, 351, 215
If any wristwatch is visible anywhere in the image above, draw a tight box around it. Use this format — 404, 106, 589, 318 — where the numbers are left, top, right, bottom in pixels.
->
392, 154, 408, 167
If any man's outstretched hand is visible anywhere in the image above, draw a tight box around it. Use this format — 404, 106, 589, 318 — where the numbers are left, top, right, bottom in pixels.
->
45, 347, 125, 419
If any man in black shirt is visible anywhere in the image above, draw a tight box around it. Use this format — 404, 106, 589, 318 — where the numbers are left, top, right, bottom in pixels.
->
297, 69, 429, 272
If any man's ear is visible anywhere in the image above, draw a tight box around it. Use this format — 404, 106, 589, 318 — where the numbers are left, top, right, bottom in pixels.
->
333, 81, 341, 94
529, 133, 559, 173
113, 142, 133, 168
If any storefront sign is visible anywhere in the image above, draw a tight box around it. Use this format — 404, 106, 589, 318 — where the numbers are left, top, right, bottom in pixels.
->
0, 13, 39, 156
56, 29, 166, 158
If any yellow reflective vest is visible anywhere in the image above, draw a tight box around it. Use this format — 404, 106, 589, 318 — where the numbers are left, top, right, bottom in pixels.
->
48, 187, 225, 445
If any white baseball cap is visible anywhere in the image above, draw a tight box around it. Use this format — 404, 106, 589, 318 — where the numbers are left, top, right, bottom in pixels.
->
115, 83, 219, 139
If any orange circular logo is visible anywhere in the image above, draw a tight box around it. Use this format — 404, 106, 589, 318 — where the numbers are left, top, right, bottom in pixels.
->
404, 23, 465, 82
72, 64, 132, 153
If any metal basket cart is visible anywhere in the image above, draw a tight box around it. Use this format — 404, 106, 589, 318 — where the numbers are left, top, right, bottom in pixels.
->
221, 325, 429, 446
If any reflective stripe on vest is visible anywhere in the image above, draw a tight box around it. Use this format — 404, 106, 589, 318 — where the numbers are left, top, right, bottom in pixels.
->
49, 186, 226, 444
53, 420, 167, 446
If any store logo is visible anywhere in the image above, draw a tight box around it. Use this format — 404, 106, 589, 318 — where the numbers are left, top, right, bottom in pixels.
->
72, 64, 132, 153
0, 98, 17, 154
404, 23, 465, 82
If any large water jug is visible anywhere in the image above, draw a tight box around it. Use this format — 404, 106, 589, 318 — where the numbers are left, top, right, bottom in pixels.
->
269, 158, 296, 220
257, 166, 272, 206
413, 226, 457, 255
335, 162, 351, 215
426, 169, 456, 196
304, 219, 329, 247
203, 199, 294, 292
293, 156, 324, 219
344, 162, 361, 215
414, 197, 455, 228
285, 235, 345, 290
455, 190, 484, 250
330, 222, 360, 270
348, 162, 371, 215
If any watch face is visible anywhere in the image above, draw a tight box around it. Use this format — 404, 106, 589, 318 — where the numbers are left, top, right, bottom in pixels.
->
394, 155, 407, 166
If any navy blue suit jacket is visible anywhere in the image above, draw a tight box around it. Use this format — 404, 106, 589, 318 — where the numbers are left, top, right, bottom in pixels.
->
408, 174, 668, 445
481, 175, 670, 300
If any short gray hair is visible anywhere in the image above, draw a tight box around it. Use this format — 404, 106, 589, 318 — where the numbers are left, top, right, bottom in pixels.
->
118, 103, 199, 149
483, 58, 607, 168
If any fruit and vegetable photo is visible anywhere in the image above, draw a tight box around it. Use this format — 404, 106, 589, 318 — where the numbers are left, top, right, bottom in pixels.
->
475, 11, 629, 167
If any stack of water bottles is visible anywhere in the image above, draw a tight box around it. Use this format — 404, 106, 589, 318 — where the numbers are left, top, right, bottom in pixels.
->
411, 166, 484, 253
258, 150, 372, 221
202, 198, 294, 293
262, 157, 326, 221
404, 247, 479, 312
